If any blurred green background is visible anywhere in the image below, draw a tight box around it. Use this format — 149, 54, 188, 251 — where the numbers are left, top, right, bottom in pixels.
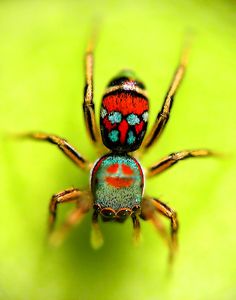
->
1, 1, 236, 299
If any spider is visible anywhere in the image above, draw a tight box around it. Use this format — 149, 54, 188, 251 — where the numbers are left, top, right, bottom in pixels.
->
19, 36, 212, 257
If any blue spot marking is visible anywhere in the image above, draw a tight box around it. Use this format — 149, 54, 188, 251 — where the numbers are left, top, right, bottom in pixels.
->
101, 107, 107, 118
142, 111, 148, 122
108, 130, 119, 142
108, 112, 122, 124
127, 131, 136, 144
127, 114, 140, 125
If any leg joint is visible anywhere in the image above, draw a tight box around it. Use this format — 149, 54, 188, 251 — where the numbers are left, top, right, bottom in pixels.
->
158, 111, 169, 120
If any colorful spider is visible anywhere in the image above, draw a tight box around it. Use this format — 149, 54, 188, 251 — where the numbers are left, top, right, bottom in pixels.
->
20, 37, 212, 257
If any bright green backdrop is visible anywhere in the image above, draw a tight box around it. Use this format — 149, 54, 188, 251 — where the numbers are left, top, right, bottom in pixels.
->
1, 1, 236, 300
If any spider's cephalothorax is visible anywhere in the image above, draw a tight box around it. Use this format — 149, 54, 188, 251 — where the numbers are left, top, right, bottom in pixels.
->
100, 70, 149, 152
21, 37, 212, 258
91, 153, 144, 222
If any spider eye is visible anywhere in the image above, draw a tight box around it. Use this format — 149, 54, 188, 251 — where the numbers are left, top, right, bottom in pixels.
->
101, 208, 116, 219
117, 208, 132, 219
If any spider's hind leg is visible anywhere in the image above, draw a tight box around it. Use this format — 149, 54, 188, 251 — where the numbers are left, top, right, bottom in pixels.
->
139, 39, 190, 156
83, 34, 104, 151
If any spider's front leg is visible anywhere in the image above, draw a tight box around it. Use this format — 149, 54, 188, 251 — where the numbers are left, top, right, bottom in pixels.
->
49, 190, 93, 245
141, 197, 178, 261
49, 187, 84, 233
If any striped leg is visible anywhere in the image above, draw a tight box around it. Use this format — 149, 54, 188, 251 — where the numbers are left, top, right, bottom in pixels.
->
141, 197, 178, 261
141, 198, 170, 247
83, 34, 102, 146
141, 40, 190, 152
17, 132, 91, 170
49, 191, 92, 245
146, 149, 213, 178
48, 188, 83, 233
151, 198, 178, 249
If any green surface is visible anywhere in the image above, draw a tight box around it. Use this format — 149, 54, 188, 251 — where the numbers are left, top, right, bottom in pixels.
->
1, 1, 236, 300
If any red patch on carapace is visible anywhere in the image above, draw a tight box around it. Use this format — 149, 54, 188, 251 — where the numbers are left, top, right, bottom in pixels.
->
135, 121, 144, 135
121, 164, 134, 175
105, 177, 134, 188
118, 119, 129, 143
107, 163, 119, 174
103, 92, 148, 115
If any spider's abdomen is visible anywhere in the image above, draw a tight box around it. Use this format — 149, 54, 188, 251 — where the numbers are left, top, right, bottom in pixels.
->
100, 70, 149, 152
91, 153, 144, 220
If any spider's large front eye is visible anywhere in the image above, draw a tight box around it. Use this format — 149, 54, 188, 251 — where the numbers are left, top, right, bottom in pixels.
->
101, 208, 116, 219
117, 208, 132, 219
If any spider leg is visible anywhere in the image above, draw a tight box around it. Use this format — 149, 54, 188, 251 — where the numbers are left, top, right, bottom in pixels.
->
90, 209, 104, 249
146, 149, 213, 178
16, 132, 91, 170
48, 188, 83, 233
49, 191, 92, 246
140, 40, 190, 153
132, 214, 141, 245
83, 34, 102, 147
141, 198, 171, 248
142, 197, 178, 261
